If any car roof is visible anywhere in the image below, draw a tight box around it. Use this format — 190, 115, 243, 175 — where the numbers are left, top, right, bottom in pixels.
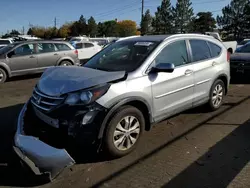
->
120, 34, 215, 43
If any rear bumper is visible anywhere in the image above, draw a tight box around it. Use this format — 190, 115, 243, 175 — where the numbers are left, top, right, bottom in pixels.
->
13, 102, 75, 180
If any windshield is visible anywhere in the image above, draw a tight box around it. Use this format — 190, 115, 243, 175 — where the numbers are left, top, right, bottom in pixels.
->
239, 40, 250, 45
236, 44, 250, 53
0, 44, 15, 55
70, 38, 81, 42
84, 40, 159, 72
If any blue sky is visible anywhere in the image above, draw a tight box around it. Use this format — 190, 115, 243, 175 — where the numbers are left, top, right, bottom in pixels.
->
0, 0, 231, 34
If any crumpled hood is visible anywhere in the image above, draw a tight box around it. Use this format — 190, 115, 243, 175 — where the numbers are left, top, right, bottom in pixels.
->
230, 53, 250, 61
37, 66, 126, 96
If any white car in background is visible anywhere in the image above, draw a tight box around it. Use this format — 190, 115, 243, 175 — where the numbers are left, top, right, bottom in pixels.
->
0, 38, 14, 48
75, 41, 102, 61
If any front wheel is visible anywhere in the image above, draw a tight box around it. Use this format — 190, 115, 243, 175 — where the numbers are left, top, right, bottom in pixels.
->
208, 79, 225, 111
0, 68, 7, 83
103, 106, 145, 158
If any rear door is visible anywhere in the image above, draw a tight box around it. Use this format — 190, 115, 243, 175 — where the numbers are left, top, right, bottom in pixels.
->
8, 43, 38, 75
36, 43, 60, 71
189, 39, 222, 106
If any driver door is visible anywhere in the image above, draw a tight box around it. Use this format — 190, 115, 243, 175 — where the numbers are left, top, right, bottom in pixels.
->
8, 43, 38, 76
150, 40, 195, 121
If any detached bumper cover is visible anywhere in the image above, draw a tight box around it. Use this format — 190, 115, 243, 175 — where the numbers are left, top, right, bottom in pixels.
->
13, 102, 75, 180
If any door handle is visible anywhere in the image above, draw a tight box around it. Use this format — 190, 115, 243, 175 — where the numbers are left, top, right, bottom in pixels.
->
212, 61, 217, 66
54, 53, 59, 55
185, 69, 193, 75
29, 55, 35, 58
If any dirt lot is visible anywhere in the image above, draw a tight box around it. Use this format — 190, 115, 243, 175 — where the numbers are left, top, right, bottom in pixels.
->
1, 75, 250, 188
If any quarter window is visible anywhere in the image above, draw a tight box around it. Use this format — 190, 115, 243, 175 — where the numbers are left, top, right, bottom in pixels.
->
190, 40, 211, 62
155, 40, 188, 67
75, 43, 83, 49
55, 43, 71, 51
208, 42, 221, 57
84, 43, 94, 48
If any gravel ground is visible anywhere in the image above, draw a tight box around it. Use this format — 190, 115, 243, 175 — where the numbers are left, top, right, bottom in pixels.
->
0, 75, 250, 188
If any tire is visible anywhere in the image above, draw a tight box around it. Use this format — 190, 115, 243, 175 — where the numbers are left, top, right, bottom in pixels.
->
59, 60, 72, 66
104, 105, 145, 158
0, 68, 7, 83
208, 79, 225, 111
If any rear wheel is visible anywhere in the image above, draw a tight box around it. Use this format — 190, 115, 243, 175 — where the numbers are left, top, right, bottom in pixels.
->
59, 60, 72, 66
104, 106, 145, 158
208, 79, 225, 111
0, 68, 7, 83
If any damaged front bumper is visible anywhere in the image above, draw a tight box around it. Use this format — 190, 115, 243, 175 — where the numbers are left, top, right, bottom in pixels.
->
13, 102, 75, 180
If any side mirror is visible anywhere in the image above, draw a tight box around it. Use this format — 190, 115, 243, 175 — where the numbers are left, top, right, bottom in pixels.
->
150, 63, 175, 73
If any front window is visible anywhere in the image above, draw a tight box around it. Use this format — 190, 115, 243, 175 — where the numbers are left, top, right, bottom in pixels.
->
155, 40, 188, 67
14, 44, 35, 56
84, 40, 159, 72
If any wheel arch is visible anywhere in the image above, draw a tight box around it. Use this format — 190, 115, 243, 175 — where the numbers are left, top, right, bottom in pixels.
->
215, 74, 229, 95
98, 97, 153, 139
0, 63, 11, 78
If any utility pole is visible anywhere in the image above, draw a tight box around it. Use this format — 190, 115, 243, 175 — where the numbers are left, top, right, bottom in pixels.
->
141, 0, 144, 24
54, 17, 57, 28
22, 26, 25, 35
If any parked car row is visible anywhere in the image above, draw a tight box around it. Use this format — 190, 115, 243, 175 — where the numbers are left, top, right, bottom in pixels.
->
0, 40, 80, 83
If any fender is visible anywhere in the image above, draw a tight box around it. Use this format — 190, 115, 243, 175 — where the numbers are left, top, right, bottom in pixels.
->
98, 97, 153, 139
0, 62, 11, 77
213, 73, 229, 88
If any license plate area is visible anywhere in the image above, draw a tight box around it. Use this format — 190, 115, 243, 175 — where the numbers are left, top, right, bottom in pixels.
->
33, 107, 59, 129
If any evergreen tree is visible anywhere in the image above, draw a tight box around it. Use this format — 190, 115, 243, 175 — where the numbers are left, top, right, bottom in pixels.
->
141, 9, 152, 35
152, 0, 173, 34
88, 16, 97, 37
217, 0, 249, 39
172, 0, 194, 33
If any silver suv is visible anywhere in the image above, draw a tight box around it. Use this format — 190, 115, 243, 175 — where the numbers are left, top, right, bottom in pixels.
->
13, 34, 230, 179
0, 40, 80, 83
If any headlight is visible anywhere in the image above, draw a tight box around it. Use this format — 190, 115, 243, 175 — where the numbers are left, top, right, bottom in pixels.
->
65, 85, 110, 105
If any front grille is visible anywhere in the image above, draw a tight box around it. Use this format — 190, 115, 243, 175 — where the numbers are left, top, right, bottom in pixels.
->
31, 86, 65, 112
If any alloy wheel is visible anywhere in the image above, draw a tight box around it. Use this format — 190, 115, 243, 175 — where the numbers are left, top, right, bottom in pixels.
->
212, 84, 223, 107
113, 116, 140, 151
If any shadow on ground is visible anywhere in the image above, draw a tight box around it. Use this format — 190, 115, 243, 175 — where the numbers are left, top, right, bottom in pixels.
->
231, 73, 250, 84
0, 104, 108, 187
163, 118, 250, 188
7, 73, 41, 82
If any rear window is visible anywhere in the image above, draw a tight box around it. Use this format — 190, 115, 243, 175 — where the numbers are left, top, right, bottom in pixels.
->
190, 40, 211, 62
85, 43, 94, 48
208, 42, 221, 57
75, 43, 83, 49
54, 43, 71, 51
0, 40, 10, 45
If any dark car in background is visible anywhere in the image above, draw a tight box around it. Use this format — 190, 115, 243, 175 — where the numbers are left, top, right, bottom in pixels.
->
230, 42, 250, 75
0, 40, 80, 83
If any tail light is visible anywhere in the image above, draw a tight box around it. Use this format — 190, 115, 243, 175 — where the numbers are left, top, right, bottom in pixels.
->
227, 51, 230, 62
74, 49, 78, 56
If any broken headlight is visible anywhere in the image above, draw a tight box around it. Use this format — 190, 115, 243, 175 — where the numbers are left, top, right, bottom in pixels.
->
65, 84, 110, 105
